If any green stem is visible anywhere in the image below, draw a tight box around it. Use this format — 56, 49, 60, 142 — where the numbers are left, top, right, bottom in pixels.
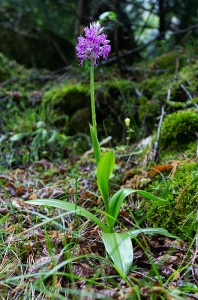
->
90, 60, 97, 132
126, 128, 130, 146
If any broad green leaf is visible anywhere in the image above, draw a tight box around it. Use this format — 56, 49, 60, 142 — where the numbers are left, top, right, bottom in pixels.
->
108, 188, 167, 230
102, 232, 133, 275
128, 228, 178, 239
108, 189, 135, 230
89, 124, 101, 165
26, 199, 109, 233
96, 151, 115, 218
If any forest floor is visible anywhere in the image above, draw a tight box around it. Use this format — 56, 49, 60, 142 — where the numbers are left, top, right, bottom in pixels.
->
0, 49, 198, 299
0, 143, 197, 300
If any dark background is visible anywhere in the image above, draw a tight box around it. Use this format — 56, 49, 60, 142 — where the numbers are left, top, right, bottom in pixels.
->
0, 0, 197, 69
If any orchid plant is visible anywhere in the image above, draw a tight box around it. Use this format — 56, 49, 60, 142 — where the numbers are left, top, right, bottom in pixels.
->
27, 22, 176, 275
76, 21, 111, 165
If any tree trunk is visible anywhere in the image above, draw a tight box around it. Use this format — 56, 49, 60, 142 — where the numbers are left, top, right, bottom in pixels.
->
75, 0, 91, 36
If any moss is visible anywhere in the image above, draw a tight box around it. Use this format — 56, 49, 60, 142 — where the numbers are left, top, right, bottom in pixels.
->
179, 61, 198, 87
149, 51, 185, 74
140, 73, 172, 100
98, 79, 135, 90
0, 52, 11, 81
0, 52, 49, 100
136, 74, 172, 135
143, 161, 198, 240
43, 79, 136, 140
43, 79, 134, 113
136, 50, 198, 120
138, 95, 160, 133
159, 142, 197, 162
160, 109, 198, 150
43, 83, 89, 114
44, 79, 135, 110
70, 107, 91, 133
166, 62, 198, 105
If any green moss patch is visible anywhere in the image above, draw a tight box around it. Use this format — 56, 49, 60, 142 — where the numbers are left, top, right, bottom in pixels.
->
143, 161, 198, 240
43, 83, 89, 114
149, 51, 186, 74
160, 109, 198, 150
43, 79, 136, 137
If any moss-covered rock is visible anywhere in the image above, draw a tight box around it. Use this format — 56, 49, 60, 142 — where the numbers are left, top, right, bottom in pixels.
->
148, 51, 185, 74
43, 79, 136, 138
136, 73, 172, 135
43, 83, 89, 114
0, 52, 50, 101
160, 109, 198, 150
134, 49, 198, 134
70, 107, 91, 133
144, 161, 198, 240
138, 95, 160, 135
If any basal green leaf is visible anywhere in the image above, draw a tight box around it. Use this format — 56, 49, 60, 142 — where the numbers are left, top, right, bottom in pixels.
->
96, 151, 115, 221
108, 189, 134, 230
27, 199, 109, 233
102, 232, 133, 275
90, 124, 101, 165
128, 227, 178, 239
108, 188, 167, 230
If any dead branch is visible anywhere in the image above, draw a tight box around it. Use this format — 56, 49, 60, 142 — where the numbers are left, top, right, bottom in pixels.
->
152, 105, 166, 162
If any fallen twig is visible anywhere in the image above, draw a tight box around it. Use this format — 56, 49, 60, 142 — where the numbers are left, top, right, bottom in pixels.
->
152, 105, 166, 162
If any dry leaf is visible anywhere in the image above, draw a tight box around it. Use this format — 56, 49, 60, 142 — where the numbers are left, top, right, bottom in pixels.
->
149, 164, 173, 177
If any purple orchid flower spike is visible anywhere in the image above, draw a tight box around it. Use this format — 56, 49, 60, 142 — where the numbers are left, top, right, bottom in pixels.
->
76, 22, 111, 66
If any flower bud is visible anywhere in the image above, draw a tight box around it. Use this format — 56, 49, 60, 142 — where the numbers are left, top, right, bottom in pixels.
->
124, 118, 130, 127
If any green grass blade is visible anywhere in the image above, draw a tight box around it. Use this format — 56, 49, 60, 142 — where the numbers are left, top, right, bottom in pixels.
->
102, 232, 133, 275
26, 199, 109, 233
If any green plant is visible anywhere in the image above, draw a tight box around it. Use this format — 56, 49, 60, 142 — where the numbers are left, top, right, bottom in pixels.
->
0, 105, 71, 166
124, 117, 135, 145
27, 150, 175, 274
27, 22, 176, 275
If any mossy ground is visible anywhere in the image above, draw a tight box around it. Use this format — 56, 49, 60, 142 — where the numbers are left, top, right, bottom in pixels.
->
160, 109, 198, 150
0, 49, 197, 299
2, 47, 197, 165
142, 161, 197, 240
0, 53, 72, 166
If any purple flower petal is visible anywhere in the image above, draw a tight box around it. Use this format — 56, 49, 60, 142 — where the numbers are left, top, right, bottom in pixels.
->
76, 22, 111, 66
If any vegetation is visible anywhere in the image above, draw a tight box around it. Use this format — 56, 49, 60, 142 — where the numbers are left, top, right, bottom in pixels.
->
160, 109, 198, 149
144, 161, 197, 239
0, 1, 198, 299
